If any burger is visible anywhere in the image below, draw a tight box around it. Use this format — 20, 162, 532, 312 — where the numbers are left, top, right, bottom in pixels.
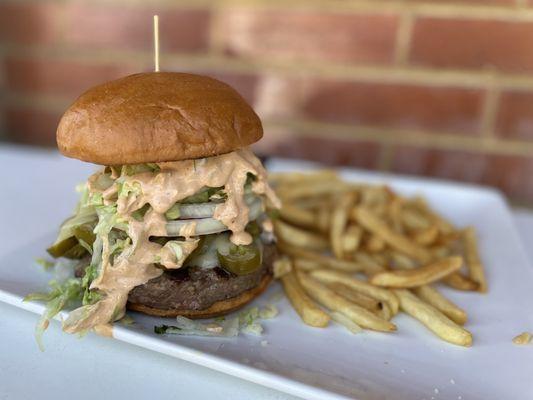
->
35, 72, 280, 339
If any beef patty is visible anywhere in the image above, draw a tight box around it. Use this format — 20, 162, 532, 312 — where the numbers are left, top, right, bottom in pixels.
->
127, 243, 275, 312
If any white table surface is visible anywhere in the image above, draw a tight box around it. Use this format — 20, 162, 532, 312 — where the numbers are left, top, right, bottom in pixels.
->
0, 144, 531, 400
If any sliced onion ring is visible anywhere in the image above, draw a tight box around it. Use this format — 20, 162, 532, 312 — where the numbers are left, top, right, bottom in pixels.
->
176, 194, 257, 219
165, 197, 263, 236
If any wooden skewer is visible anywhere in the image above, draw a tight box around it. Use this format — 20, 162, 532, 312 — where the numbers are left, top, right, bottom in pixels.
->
153, 15, 160, 72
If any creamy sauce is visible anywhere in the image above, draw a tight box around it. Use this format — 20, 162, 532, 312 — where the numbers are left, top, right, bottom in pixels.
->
62, 148, 279, 334
93, 323, 114, 338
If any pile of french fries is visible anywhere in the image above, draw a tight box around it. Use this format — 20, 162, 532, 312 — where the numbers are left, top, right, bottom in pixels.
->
270, 171, 487, 347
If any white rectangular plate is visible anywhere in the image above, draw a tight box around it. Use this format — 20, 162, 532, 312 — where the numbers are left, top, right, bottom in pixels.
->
1, 157, 533, 400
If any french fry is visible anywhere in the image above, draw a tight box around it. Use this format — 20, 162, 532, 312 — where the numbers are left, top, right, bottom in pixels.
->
330, 192, 357, 259
412, 225, 439, 246
293, 257, 322, 271
327, 282, 385, 315
370, 256, 463, 288
401, 207, 432, 231
278, 204, 318, 231
389, 251, 417, 269
273, 256, 292, 279
388, 196, 404, 233
411, 197, 455, 234
277, 241, 367, 273
463, 227, 487, 292
317, 202, 331, 233
353, 207, 432, 263
353, 252, 386, 275
280, 270, 330, 327
277, 180, 350, 200
273, 219, 329, 251
413, 285, 467, 325
394, 289, 472, 347
442, 272, 479, 291
329, 311, 363, 334
342, 225, 363, 254
309, 269, 399, 315
269, 170, 338, 186
365, 234, 386, 253
298, 272, 396, 332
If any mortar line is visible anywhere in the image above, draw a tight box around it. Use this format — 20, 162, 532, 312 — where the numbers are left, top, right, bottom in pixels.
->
263, 119, 533, 157
393, 12, 414, 66
9, 44, 533, 91
480, 75, 501, 138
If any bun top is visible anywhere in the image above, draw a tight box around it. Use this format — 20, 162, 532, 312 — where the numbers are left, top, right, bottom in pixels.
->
56, 72, 263, 165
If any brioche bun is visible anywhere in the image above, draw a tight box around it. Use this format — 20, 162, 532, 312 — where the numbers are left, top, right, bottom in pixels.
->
57, 72, 262, 165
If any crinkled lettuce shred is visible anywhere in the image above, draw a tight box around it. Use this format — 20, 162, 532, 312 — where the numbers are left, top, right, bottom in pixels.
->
24, 279, 83, 351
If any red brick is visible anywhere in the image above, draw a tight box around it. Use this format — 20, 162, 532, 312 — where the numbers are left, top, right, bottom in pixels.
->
64, 4, 210, 52
410, 18, 533, 73
0, 2, 61, 45
390, 146, 533, 202
4, 57, 139, 97
4, 107, 62, 147
220, 10, 398, 65
257, 129, 382, 169
390, 146, 489, 183
495, 90, 533, 141
301, 80, 483, 134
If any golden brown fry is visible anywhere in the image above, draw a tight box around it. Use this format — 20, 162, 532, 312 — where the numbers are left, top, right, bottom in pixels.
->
268, 170, 338, 186
394, 289, 472, 347
277, 180, 350, 200
442, 272, 479, 291
330, 192, 357, 259
413, 285, 467, 325
430, 246, 451, 259
513, 332, 532, 345
463, 227, 487, 293
278, 204, 318, 231
309, 269, 399, 315
293, 257, 322, 271
353, 252, 386, 275
273, 256, 292, 279
327, 282, 384, 315
370, 256, 463, 288
277, 241, 367, 273
412, 225, 439, 246
273, 219, 329, 251
401, 208, 431, 231
370, 252, 389, 267
280, 270, 330, 327
365, 234, 386, 253
411, 197, 455, 234
317, 202, 331, 233
342, 225, 363, 254
298, 272, 396, 332
353, 207, 432, 263
329, 311, 363, 334
388, 196, 405, 233
389, 251, 418, 269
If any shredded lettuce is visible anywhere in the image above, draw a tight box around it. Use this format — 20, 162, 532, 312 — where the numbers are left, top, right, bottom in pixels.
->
24, 279, 83, 351
35, 258, 54, 270
121, 163, 160, 176
154, 316, 239, 337
239, 307, 264, 335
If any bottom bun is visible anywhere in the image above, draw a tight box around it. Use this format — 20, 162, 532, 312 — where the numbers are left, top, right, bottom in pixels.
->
127, 272, 273, 319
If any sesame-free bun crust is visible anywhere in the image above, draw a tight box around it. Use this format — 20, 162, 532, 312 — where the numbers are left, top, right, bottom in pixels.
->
56, 72, 263, 165
127, 273, 272, 319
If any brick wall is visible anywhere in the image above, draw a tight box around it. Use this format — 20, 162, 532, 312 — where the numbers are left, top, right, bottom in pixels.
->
2, 0, 533, 204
